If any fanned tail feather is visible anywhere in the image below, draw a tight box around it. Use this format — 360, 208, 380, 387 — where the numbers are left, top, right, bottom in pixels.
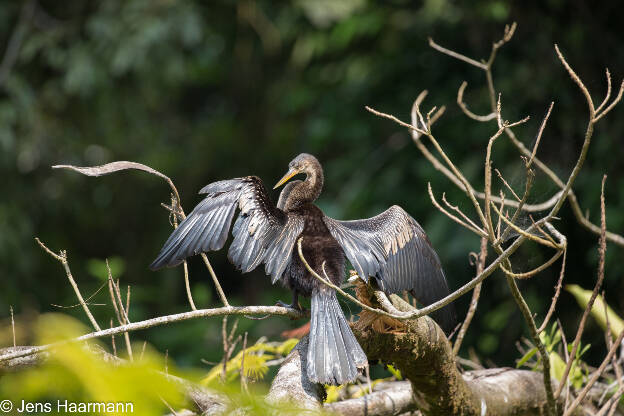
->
307, 289, 367, 385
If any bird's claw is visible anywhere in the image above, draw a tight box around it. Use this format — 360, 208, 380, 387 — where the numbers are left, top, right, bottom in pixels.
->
276, 300, 305, 312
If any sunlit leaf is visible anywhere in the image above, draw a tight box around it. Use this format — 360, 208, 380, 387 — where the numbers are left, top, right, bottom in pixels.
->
324, 384, 344, 403
566, 284, 624, 338
516, 347, 537, 368
386, 364, 402, 380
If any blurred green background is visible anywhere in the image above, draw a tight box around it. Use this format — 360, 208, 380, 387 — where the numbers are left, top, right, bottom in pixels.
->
1, 0, 622, 372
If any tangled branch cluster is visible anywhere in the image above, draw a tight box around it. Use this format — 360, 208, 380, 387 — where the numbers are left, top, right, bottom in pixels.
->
367, 23, 624, 415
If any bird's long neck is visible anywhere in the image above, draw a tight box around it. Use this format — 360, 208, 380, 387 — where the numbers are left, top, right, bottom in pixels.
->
304, 159, 324, 202
286, 160, 323, 209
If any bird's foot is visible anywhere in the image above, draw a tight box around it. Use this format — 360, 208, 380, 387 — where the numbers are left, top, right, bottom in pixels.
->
276, 299, 305, 312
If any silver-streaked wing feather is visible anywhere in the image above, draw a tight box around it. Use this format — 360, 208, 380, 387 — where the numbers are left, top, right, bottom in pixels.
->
150, 176, 304, 284
323, 205, 455, 332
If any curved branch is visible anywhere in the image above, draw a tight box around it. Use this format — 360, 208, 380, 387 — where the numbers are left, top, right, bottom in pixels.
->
457, 81, 497, 121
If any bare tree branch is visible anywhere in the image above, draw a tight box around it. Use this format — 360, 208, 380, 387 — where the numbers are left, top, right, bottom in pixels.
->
556, 175, 608, 399
453, 237, 487, 355
35, 238, 102, 332
0, 305, 305, 365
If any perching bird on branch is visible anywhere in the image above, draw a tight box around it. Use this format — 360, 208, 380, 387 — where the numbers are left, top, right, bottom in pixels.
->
150, 153, 455, 385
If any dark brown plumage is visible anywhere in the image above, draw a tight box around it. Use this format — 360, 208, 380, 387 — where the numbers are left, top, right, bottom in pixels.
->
150, 153, 455, 385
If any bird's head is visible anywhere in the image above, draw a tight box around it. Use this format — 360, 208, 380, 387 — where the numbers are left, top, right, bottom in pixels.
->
273, 153, 321, 189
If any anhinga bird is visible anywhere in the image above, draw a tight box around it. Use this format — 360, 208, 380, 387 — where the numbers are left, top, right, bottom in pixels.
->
150, 153, 455, 385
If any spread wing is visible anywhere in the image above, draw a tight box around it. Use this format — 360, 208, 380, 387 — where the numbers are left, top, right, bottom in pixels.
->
323, 205, 456, 332
150, 176, 304, 284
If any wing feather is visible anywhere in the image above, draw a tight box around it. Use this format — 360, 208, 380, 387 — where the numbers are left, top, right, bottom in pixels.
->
323, 205, 456, 332
150, 176, 304, 284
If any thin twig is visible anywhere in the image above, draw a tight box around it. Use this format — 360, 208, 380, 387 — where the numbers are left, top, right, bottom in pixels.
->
35, 238, 102, 332
442, 192, 485, 235
564, 329, 624, 416
557, 319, 572, 408
547, 46, 596, 221
595, 384, 624, 416
499, 250, 563, 279
220, 316, 239, 383
106, 261, 133, 361
528, 102, 555, 168
428, 37, 487, 70
504, 269, 557, 415
110, 319, 117, 357
169, 195, 197, 311
494, 169, 521, 202
596, 69, 612, 114
453, 237, 487, 355
594, 79, 624, 122
537, 249, 567, 333
495, 191, 505, 240
240, 332, 249, 394
497, 168, 534, 244
555, 175, 608, 399
484, 114, 531, 238
490, 203, 559, 249
555, 45, 595, 117
428, 184, 487, 237
221, 316, 228, 382
10, 306, 16, 348
200, 254, 230, 307
182, 261, 196, 310
456, 81, 496, 121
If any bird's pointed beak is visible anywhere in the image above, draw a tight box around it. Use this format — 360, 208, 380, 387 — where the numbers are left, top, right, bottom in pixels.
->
273, 167, 300, 189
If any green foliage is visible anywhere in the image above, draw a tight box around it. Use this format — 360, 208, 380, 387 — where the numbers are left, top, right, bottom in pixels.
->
202, 338, 298, 386
0, 314, 185, 415
324, 384, 346, 404
385, 364, 402, 380
566, 284, 624, 338
516, 323, 589, 389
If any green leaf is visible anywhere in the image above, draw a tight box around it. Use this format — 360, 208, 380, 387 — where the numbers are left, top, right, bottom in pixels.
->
566, 284, 624, 338
549, 351, 567, 382
386, 364, 402, 380
324, 385, 345, 403
276, 338, 299, 356
516, 347, 537, 368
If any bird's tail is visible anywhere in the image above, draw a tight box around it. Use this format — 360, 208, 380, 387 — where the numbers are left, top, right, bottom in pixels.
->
307, 288, 367, 385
